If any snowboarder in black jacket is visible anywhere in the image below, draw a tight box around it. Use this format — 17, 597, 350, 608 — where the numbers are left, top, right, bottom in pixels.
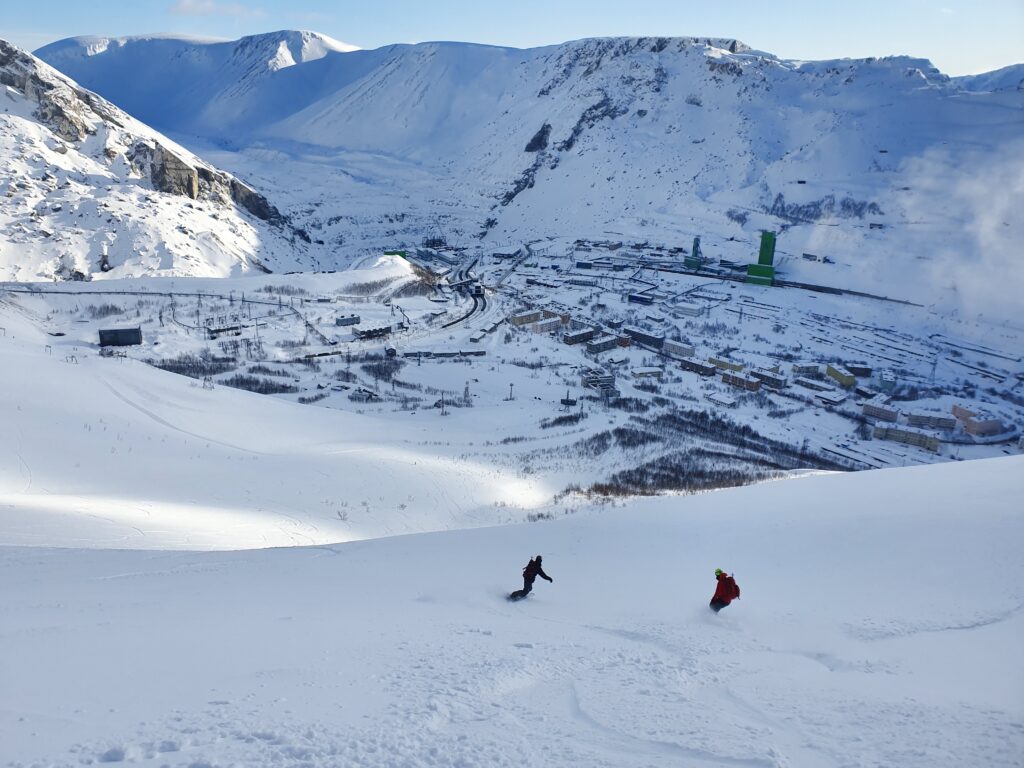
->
509, 555, 552, 600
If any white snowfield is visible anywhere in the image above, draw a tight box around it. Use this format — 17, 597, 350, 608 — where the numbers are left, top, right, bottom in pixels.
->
2, 273, 1023, 768
0, 290, 553, 549
2, 456, 1022, 767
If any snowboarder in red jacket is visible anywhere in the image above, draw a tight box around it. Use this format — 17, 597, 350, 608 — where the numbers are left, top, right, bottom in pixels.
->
710, 568, 740, 612
509, 555, 552, 600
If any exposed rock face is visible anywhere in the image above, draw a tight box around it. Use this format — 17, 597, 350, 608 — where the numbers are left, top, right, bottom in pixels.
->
152, 143, 200, 199
1, 38, 286, 218
229, 178, 284, 224
0, 40, 91, 141
0, 38, 310, 281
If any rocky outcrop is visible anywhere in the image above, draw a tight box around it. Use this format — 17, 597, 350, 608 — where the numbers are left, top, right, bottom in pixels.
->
2, 38, 290, 224
0, 40, 91, 141
152, 143, 200, 199
229, 179, 284, 225
525, 123, 551, 153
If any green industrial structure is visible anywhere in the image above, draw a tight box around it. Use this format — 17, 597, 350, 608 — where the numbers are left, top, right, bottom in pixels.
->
746, 231, 776, 286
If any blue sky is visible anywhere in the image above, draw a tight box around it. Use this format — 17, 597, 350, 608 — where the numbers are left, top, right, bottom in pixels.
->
3, 0, 1022, 75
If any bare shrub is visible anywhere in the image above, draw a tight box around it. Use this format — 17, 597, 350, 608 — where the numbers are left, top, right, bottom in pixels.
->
221, 375, 299, 395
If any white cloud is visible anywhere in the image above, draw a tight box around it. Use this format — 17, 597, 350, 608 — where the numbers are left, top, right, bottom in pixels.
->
902, 139, 1024, 324
169, 0, 265, 17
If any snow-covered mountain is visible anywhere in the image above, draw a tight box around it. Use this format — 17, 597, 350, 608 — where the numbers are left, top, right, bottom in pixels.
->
34, 33, 1024, 305
0, 39, 313, 281
36, 30, 362, 143
954, 63, 1024, 92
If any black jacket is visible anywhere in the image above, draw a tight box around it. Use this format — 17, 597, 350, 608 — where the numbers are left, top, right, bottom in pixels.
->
523, 558, 552, 584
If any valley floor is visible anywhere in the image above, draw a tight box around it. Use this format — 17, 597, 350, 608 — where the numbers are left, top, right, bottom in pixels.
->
3, 457, 1023, 768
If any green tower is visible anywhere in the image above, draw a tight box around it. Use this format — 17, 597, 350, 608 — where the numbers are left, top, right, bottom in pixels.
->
757, 231, 776, 266
747, 231, 776, 286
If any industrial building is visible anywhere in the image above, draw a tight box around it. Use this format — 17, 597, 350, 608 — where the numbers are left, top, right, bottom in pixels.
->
952, 404, 1005, 437
847, 362, 873, 377
750, 368, 787, 389
826, 363, 856, 388
680, 358, 717, 377
708, 356, 744, 373
98, 327, 142, 347
581, 368, 619, 398
673, 302, 703, 317
874, 425, 941, 453
878, 370, 898, 393
631, 367, 663, 379
705, 392, 737, 408
353, 325, 392, 340
906, 411, 957, 430
952, 404, 976, 422
622, 326, 665, 348
721, 371, 761, 392
862, 396, 900, 422
586, 335, 620, 354
564, 328, 599, 345
816, 391, 848, 407
746, 231, 776, 286
348, 387, 381, 402
509, 310, 544, 327
662, 339, 696, 359
964, 415, 1005, 437
531, 317, 562, 334
335, 314, 360, 327
684, 236, 705, 270
627, 292, 655, 306
794, 376, 835, 392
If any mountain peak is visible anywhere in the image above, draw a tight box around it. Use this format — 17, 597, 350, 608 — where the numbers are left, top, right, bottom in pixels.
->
0, 38, 307, 280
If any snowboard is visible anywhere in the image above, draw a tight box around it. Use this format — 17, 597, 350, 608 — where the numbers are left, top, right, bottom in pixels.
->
507, 590, 529, 601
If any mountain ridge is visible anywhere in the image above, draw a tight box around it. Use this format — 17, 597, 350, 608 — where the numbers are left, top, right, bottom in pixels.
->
21, 32, 1024, 310
0, 39, 312, 280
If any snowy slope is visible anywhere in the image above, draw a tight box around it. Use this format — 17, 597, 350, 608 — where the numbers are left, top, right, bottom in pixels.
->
34, 34, 1024, 310
2, 456, 1022, 767
0, 282, 553, 549
0, 39, 313, 281
954, 63, 1024, 92
36, 30, 362, 142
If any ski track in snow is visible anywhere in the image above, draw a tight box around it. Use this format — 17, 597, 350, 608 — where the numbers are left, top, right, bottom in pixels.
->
5, 557, 1023, 768
100, 377, 265, 456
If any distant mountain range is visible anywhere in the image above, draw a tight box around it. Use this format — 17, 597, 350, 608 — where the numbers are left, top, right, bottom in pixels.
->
5, 30, 1021, 292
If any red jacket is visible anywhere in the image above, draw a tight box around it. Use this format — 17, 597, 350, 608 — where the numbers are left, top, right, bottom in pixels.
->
712, 573, 740, 604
